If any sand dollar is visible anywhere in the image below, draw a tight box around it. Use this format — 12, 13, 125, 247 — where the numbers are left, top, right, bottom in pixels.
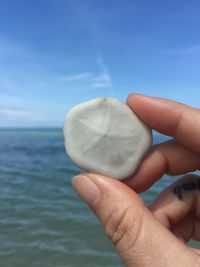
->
63, 97, 152, 180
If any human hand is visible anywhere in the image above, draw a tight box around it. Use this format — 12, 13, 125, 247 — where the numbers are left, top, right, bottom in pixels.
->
72, 94, 200, 267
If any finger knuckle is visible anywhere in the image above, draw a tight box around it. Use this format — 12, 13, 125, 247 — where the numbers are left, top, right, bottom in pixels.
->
104, 205, 142, 251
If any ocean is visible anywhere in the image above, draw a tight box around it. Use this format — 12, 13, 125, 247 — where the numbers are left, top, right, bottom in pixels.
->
0, 129, 199, 267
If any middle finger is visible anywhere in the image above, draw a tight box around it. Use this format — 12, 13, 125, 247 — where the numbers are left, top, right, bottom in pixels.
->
124, 139, 200, 192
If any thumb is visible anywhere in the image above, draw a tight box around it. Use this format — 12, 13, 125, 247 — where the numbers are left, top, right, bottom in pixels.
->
72, 174, 198, 267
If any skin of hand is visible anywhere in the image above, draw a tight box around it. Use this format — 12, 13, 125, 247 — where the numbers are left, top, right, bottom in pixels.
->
71, 94, 200, 267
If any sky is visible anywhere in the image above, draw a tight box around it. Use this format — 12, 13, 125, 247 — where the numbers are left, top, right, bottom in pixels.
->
1, 0, 200, 127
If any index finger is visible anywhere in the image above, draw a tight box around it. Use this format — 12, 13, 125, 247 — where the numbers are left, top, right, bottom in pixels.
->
127, 94, 200, 154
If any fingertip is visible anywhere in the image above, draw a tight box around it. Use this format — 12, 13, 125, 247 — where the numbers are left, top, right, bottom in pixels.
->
126, 93, 157, 103
126, 93, 161, 119
126, 93, 145, 105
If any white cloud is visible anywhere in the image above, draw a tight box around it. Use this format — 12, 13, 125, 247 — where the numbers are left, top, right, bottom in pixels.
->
0, 37, 114, 126
164, 45, 200, 55
0, 107, 41, 121
60, 53, 112, 88
91, 54, 112, 88
92, 72, 112, 88
60, 72, 93, 81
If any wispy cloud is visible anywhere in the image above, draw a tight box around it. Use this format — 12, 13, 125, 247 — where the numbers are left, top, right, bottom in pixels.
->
60, 72, 93, 81
91, 72, 112, 88
0, 37, 114, 126
91, 53, 112, 88
164, 45, 200, 55
0, 106, 41, 121
60, 53, 112, 88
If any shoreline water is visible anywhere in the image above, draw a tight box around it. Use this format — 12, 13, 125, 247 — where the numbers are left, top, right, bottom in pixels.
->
0, 129, 199, 267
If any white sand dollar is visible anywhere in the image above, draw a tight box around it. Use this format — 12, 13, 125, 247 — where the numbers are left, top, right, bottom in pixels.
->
63, 97, 152, 180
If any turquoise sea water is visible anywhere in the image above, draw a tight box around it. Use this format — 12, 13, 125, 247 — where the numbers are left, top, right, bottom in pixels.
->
0, 129, 199, 267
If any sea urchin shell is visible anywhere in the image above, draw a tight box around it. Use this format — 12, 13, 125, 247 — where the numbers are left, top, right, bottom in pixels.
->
63, 97, 152, 180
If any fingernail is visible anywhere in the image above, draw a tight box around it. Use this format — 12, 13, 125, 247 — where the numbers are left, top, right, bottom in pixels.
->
71, 175, 101, 207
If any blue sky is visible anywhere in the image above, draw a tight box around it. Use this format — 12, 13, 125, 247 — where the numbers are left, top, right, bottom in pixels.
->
1, 0, 200, 127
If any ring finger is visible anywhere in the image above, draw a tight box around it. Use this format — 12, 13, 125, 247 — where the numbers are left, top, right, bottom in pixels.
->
150, 174, 200, 243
